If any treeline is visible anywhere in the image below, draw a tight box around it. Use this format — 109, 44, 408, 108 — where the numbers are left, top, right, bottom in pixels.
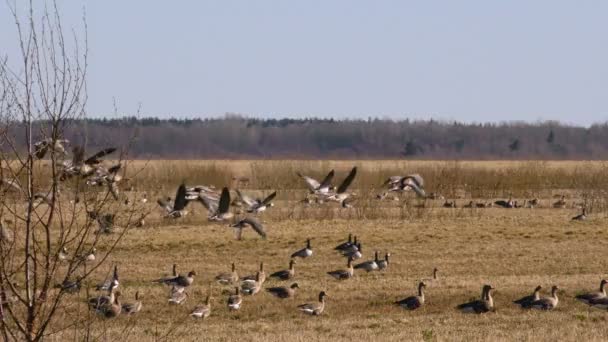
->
17, 116, 608, 159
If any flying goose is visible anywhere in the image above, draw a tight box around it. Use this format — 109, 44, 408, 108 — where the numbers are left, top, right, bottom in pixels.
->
34, 138, 69, 159
204, 187, 234, 222
298, 291, 328, 316
168, 288, 188, 305
236, 190, 277, 213
190, 296, 212, 319
457, 284, 495, 314
61, 146, 117, 179
231, 217, 267, 240
241, 272, 263, 296
297, 170, 335, 196
377, 253, 390, 270
327, 258, 354, 280
513, 285, 542, 308
395, 282, 426, 310
97, 291, 122, 318
389, 175, 426, 198
227, 287, 242, 310
571, 208, 587, 221
152, 271, 196, 291
530, 285, 559, 310
575, 279, 607, 304
291, 239, 313, 259
157, 183, 189, 218
215, 263, 239, 285
121, 291, 142, 315
266, 283, 300, 299
327, 167, 357, 205
341, 242, 362, 260
354, 251, 379, 272
334, 234, 356, 252
269, 259, 296, 281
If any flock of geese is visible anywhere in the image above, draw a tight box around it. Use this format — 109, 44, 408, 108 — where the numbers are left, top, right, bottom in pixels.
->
1, 140, 600, 322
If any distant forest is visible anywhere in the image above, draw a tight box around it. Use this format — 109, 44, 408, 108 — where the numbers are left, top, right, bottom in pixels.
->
17, 116, 608, 159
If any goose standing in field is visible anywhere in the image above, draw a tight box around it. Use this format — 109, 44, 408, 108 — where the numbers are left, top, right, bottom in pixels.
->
341, 242, 362, 260
297, 169, 335, 197
201, 187, 234, 222
327, 167, 358, 206
230, 217, 267, 240
227, 287, 242, 310
575, 279, 607, 304
168, 288, 188, 305
553, 196, 567, 209
242, 262, 266, 284
215, 263, 239, 285
354, 251, 379, 272
97, 291, 122, 318
463, 201, 474, 208
395, 282, 426, 310
291, 239, 313, 259
513, 285, 542, 308
241, 272, 263, 296
157, 183, 189, 218
266, 283, 300, 299
327, 257, 354, 280
121, 291, 142, 315
377, 253, 390, 270
457, 284, 495, 314
152, 271, 196, 291
334, 234, 356, 252
76, 248, 96, 263
298, 291, 328, 316
270, 259, 296, 281
54, 277, 82, 294
95, 265, 119, 291
571, 208, 587, 221
530, 285, 559, 310
88, 281, 119, 310
495, 196, 515, 208
236, 190, 277, 214
190, 295, 212, 319
443, 200, 456, 208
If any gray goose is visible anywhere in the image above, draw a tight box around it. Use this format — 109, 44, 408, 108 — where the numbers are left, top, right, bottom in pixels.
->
354, 251, 379, 272
241, 272, 263, 296
215, 263, 239, 285
242, 262, 266, 284
269, 259, 296, 281
530, 285, 559, 310
334, 234, 356, 252
298, 291, 328, 316
88, 281, 118, 311
576, 279, 607, 304
236, 190, 277, 214
152, 271, 196, 291
327, 258, 354, 280
457, 284, 495, 314
34, 138, 69, 159
203, 187, 234, 222
377, 253, 390, 270
231, 217, 267, 240
395, 282, 426, 310
157, 183, 189, 218
190, 296, 211, 319
327, 167, 358, 205
297, 170, 335, 196
266, 283, 300, 299
227, 287, 242, 310
513, 285, 542, 308
291, 239, 313, 259
168, 288, 188, 305
121, 291, 142, 315
97, 291, 122, 318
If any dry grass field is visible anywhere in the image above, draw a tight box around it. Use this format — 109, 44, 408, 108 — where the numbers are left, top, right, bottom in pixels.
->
43, 160, 608, 341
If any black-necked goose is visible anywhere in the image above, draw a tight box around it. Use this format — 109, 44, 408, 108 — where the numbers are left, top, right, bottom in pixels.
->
327, 167, 357, 205
298, 291, 328, 316
571, 208, 587, 221
377, 253, 390, 270
97, 291, 122, 318
327, 258, 354, 280
215, 263, 239, 285
242, 262, 266, 284
190, 296, 212, 319
457, 284, 495, 314
530, 285, 559, 310
443, 200, 456, 208
266, 283, 300, 299
231, 217, 266, 240
354, 251, 379, 272
88, 281, 119, 310
228, 287, 242, 310
157, 183, 189, 218
334, 234, 356, 252
495, 196, 515, 208
297, 170, 335, 196
270, 259, 296, 281
95, 265, 119, 291
513, 285, 542, 308
395, 282, 426, 310
236, 190, 277, 214
291, 239, 313, 259
576, 279, 607, 304
122, 291, 142, 315
153, 271, 196, 291
341, 242, 362, 260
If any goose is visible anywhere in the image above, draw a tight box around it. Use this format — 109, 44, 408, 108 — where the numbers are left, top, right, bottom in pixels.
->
122, 291, 142, 315
476, 202, 493, 208
526, 198, 539, 208
588, 296, 608, 310
390, 175, 426, 198
382, 176, 404, 188
231, 217, 266, 240
298, 291, 328, 316
327, 258, 354, 280
54, 277, 82, 294
242, 262, 266, 284
530, 285, 559, 310
266, 283, 300, 299
227, 287, 242, 310
90, 212, 115, 234
553, 196, 567, 209
168, 288, 188, 305
443, 200, 456, 208
297, 170, 335, 196
327, 167, 357, 205
572, 208, 587, 221
377, 253, 390, 270
95, 265, 119, 291
97, 291, 122, 318
457, 284, 495, 314
354, 251, 379, 272
422, 268, 439, 284
241, 272, 263, 295
88, 281, 118, 310
34, 138, 69, 159
61, 146, 117, 179
157, 183, 189, 218
58, 247, 69, 261
575, 279, 607, 304
463, 201, 474, 208
513, 285, 542, 308
152, 271, 196, 291
190, 296, 212, 319
236, 190, 277, 213
203, 187, 234, 222
215, 263, 239, 285
341, 242, 362, 260
495, 196, 515, 208
291, 239, 313, 259
395, 282, 426, 310
334, 234, 356, 252
81, 248, 96, 263
269, 259, 296, 281
86, 164, 123, 199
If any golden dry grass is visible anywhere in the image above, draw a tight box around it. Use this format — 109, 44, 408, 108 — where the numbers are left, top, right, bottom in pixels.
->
39, 160, 608, 341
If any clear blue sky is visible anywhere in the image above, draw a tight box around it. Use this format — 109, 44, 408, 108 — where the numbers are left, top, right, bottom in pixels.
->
1, 1, 607, 125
